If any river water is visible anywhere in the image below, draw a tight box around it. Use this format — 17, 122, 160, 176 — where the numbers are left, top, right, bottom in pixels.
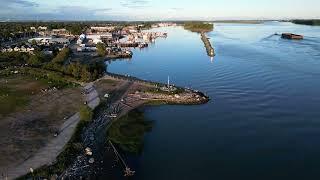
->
107, 22, 320, 180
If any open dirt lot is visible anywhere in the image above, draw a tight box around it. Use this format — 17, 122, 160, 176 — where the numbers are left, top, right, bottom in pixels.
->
0, 76, 83, 171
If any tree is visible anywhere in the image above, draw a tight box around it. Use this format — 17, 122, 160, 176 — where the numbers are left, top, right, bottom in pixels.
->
80, 65, 91, 82
96, 42, 106, 57
52, 48, 71, 64
31, 39, 37, 46
27, 55, 42, 66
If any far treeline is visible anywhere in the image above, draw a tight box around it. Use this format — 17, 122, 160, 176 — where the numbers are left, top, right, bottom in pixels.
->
0, 48, 106, 86
184, 22, 214, 33
292, 20, 320, 26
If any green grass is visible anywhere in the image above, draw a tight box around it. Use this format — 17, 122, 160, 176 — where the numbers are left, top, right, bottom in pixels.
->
99, 79, 118, 86
80, 105, 93, 122
0, 73, 76, 117
0, 86, 29, 116
108, 110, 153, 154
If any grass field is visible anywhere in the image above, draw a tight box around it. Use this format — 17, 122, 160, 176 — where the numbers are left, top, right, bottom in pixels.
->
0, 76, 49, 117
0, 75, 83, 169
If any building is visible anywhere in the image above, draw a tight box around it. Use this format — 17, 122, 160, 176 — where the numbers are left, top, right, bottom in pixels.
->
1, 45, 35, 54
49, 38, 70, 45
38, 26, 48, 31
14, 47, 20, 52
91, 26, 115, 32
52, 29, 70, 36
86, 33, 113, 44
28, 37, 69, 45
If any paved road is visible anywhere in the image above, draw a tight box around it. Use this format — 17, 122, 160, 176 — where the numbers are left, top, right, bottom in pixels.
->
6, 83, 100, 180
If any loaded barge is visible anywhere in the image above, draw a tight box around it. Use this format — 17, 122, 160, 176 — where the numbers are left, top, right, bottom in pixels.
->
281, 33, 304, 40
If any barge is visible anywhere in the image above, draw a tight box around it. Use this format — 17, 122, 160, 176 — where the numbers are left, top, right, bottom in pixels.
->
281, 33, 304, 40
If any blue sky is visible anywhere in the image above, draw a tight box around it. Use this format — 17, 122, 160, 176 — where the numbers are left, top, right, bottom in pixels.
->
0, 0, 319, 21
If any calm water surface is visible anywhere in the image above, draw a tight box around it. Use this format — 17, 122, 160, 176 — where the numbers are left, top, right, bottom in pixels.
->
107, 22, 320, 180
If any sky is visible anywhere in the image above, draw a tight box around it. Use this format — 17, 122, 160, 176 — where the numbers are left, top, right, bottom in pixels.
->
0, 0, 320, 21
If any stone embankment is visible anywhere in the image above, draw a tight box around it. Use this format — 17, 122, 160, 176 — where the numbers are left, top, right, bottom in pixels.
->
201, 32, 215, 57
58, 74, 209, 179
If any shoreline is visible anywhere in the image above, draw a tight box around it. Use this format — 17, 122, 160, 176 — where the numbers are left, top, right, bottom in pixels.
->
38, 72, 208, 179
59, 73, 209, 179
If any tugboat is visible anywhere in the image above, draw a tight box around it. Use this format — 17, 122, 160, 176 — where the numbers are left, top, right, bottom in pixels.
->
281, 33, 304, 40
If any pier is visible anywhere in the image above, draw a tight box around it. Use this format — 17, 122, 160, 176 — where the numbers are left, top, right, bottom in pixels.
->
200, 32, 215, 57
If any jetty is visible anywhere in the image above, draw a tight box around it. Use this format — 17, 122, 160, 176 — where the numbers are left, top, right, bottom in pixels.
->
56, 74, 209, 179
200, 32, 215, 57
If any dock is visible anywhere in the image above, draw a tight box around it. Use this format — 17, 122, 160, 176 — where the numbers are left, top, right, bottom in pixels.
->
200, 32, 215, 57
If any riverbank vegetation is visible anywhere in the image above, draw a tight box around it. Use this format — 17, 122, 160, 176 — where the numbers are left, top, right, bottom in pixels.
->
80, 105, 94, 122
0, 47, 106, 84
108, 110, 153, 154
96, 42, 107, 57
184, 22, 214, 33
292, 20, 320, 26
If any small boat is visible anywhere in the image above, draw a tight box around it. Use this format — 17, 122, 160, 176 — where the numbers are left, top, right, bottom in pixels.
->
281, 33, 304, 40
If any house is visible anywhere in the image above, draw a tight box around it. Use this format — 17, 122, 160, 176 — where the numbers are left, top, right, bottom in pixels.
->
38, 26, 48, 31
14, 47, 20, 52
91, 26, 115, 32
51, 29, 70, 36
20, 46, 27, 52
7, 47, 13, 52
86, 33, 112, 44
28, 37, 52, 44
49, 38, 70, 45
27, 47, 35, 52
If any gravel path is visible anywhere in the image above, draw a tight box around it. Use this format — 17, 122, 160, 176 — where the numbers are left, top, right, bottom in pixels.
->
6, 83, 100, 180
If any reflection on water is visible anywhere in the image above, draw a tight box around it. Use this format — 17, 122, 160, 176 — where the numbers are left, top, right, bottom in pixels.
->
108, 110, 153, 154
108, 22, 320, 180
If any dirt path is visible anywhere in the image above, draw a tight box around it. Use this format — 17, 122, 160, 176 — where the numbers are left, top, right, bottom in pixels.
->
5, 83, 100, 180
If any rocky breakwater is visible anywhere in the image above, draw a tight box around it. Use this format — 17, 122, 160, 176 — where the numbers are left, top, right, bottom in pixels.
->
132, 89, 209, 105
201, 32, 215, 57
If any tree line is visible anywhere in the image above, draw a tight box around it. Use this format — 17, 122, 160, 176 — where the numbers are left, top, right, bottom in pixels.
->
0, 47, 106, 83
292, 20, 320, 26
184, 22, 214, 33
